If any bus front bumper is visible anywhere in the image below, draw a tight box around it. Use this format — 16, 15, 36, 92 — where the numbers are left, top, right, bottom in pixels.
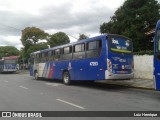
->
105, 70, 134, 80
3, 69, 17, 72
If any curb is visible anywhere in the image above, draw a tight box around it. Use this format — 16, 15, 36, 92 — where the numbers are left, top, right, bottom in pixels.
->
16, 70, 29, 74
97, 79, 155, 90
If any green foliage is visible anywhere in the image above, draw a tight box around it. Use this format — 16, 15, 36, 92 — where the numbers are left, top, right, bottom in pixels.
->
134, 50, 154, 55
21, 27, 48, 50
27, 43, 48, 56
20, 26, 49, 58
0, 46, 20, 59
78, 34, 89, 41
48, 32, 70, 47
20, 27, 70, 59
100, 0, 160, 52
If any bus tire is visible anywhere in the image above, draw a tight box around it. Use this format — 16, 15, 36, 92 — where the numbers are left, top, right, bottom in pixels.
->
63, 71, 71, 85
34, 71, 39, 80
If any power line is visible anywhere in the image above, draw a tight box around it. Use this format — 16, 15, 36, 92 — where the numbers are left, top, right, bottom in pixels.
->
66, 33, 78, 40
0, 23, 21, 31
0, 24, 80, 42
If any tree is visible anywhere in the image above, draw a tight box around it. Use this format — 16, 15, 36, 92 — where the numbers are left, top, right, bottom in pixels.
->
48, 32, 70, 47
0, 46, 19, 59
21, 27, 48, 51
100, 0, 160, 52
78, 34, 89, 41
26, 43, 48, 56
20, 27, 49, 59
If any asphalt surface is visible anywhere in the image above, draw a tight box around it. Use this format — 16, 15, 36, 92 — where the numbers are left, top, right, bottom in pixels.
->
0, 73, 160, 120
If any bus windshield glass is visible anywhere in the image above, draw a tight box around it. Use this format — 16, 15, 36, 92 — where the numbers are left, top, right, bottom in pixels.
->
108, 35, 132, 54
5, 59, 17, 64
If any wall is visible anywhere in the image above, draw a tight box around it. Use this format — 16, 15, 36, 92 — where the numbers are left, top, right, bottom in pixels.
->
134, 55, 153, 80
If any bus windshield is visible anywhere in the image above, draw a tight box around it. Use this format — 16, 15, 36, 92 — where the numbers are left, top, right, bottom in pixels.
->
5, 59, 17, 64
108, 35, 132, 54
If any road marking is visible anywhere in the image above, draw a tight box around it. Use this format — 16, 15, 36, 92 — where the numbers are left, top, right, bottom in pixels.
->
4, 80, 8, 82
19, 86, 28, 90
46, 83, 62, 87
56, 99, 85, 110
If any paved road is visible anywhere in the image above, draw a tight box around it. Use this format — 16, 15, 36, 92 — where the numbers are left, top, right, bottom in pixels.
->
0, 73, 160, 119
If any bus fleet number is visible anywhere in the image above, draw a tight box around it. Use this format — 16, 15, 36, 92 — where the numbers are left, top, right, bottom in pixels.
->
90, 62, 98, 66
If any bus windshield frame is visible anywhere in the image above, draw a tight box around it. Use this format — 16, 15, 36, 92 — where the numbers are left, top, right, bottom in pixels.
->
108, 35, 133, 54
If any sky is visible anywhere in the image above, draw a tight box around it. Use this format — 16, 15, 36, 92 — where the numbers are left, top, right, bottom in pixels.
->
0, 0, 159, 50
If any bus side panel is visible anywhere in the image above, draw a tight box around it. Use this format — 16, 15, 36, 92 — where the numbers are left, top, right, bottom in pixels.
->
43, 57, 106, 81
71, 60, 85, 80
38, 63, 46, 77
154, 54, 160, 90
81, 58, 106, 80
154, 20, 160, 90
71, 38, 106, 81
53, 61, 63, 80
40, 58, 106, 81
42, 61, 63, 80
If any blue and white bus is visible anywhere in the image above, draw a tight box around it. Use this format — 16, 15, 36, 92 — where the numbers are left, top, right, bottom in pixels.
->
0, 56, 18, 73
154, 20, 160, 90
29, 34, 134, 85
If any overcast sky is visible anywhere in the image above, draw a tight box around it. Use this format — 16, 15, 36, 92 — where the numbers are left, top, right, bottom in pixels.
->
0, 0, 159, 50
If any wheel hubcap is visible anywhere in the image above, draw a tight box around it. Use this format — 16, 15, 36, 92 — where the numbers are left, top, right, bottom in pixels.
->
64, 74, 69, 83
35, 73, 38, 79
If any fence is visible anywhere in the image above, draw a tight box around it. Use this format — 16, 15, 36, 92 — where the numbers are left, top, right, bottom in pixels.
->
134, 55, 153, 80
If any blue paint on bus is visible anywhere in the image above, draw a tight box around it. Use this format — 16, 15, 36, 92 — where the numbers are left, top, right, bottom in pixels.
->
154, 20, 160, 90
0, 56, 18, 73
29, 34, 134, 84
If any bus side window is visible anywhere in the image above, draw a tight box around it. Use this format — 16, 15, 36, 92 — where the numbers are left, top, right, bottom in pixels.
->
73, 43, 85, 59
62, 46, 72, 60
39, 53, 42, 63
42, 53, 45, 62
46, 52, 49, 61
35, 54, 37, 63
48, 51, 52, 61
35, 53, 40, 63
52, 50, 54, 61
38, 53, 40, 63
86, 40, 102, 58
54, 49, 61, 61
52, 50, 55, 61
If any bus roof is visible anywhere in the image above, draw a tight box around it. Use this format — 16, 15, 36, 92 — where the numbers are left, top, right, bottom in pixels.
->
31, 34, 130, 54
2, 56, 19, 60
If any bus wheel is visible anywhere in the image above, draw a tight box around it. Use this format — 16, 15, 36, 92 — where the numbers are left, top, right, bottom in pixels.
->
63, 71, 71, 85
34, 71, 39, 80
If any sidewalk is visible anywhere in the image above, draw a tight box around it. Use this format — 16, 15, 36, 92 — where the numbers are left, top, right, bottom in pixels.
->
17, 70, 30, 74
98, 79, 155, 90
